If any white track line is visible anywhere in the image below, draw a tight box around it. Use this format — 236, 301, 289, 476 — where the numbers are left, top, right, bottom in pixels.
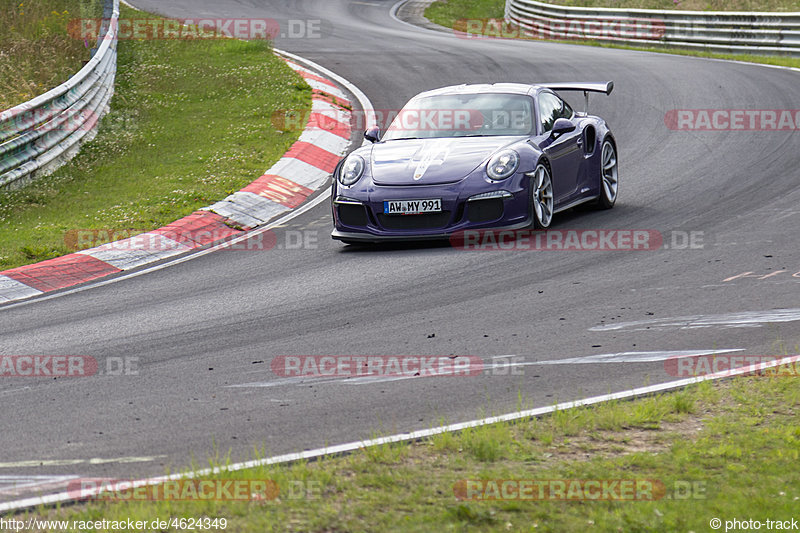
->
389, 0, 439, 32
3, 353, 799, 513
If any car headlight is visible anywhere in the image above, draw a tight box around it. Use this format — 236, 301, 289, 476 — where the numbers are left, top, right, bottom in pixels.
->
486, 149, 520, 181
339, 154, 365, 186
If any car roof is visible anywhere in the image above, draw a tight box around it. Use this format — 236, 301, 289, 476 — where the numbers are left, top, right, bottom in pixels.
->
413, 83, 546, 98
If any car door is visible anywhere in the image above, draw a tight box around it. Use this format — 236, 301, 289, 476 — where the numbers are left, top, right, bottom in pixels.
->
536, 91, 583, 205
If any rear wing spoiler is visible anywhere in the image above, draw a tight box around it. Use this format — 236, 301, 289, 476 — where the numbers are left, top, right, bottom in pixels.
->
539, 81, 614, 115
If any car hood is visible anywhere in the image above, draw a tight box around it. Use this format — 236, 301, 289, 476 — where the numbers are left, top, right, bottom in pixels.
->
370, 137, 521, 186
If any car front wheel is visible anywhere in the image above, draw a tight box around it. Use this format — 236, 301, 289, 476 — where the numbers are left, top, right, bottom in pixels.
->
530, 162, 554, 229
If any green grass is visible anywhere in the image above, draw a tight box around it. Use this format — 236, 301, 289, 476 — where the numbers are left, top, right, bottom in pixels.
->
0, 0, 103, 109
0, 5, 311, 270
425, 0, 800, 71
532, 0, 800, 10
17, 374, 800, 532
424, 0, 506, 32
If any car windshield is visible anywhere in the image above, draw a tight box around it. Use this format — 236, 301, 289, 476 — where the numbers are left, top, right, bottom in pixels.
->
382, 93, 534, 141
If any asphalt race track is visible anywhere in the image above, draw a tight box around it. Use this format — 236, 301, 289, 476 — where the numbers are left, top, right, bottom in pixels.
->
1, 0, 799, 505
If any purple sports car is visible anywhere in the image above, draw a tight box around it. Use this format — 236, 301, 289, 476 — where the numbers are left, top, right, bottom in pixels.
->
331, 82, 617, 243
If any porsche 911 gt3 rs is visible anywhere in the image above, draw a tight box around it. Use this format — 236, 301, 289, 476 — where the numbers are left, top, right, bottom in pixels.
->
331, 81, 618, 243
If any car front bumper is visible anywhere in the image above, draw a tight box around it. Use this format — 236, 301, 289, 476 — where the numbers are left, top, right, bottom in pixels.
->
331, 179, 532, 242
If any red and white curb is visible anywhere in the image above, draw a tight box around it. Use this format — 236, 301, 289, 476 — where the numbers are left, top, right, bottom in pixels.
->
0, 56, 354, 304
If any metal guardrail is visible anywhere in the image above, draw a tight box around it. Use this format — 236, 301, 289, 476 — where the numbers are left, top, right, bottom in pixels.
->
505, 0, 800, 57
0, 0, 120, 189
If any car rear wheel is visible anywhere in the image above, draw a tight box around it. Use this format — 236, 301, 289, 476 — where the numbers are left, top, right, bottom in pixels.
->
598, 139, 618, 209
530, 163, 554, 229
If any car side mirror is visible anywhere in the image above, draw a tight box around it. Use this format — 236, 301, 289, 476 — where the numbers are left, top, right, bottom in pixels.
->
551, 118, 576, 138
364, 126, 381, 143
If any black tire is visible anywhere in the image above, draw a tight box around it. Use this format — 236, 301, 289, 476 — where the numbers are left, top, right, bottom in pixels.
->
529, 162, 554, 229
597, 138, 618, 209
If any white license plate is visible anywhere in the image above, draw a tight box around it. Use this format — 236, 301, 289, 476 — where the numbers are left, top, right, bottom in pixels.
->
383, 199, 442, 215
